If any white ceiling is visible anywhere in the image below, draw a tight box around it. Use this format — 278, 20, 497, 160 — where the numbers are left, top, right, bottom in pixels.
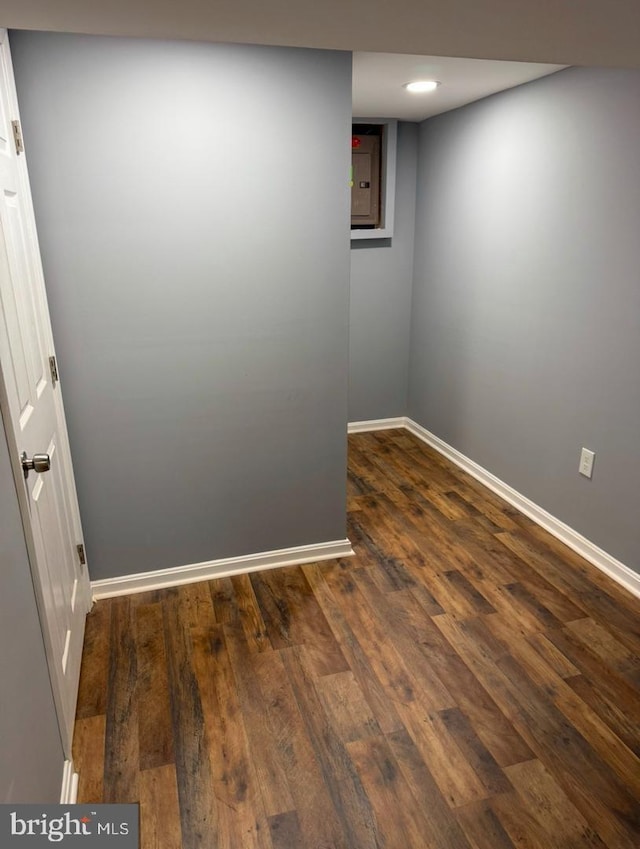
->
2, 1, 640, 69
353, 53, 566, 121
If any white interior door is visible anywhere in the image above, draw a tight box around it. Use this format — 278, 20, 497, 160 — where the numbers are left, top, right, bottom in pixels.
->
0, 30, 91, 757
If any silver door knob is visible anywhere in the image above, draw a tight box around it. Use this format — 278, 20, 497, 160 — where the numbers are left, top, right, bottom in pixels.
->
21, 451, 51, 477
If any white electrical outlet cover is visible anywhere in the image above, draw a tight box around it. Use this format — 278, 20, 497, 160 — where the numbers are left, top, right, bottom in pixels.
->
580, 448, 595, 479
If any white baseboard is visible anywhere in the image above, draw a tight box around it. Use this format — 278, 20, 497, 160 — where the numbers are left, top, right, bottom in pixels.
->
404, 418, 640, 599
91, 421, 638, 601
91, 539, 354, 600
348, 417, 407, 434
60, 760, 78, 804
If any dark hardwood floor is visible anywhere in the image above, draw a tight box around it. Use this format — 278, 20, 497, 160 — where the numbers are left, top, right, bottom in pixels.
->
73, 430, 640, 848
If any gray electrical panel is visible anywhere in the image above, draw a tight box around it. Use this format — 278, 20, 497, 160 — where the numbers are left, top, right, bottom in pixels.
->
351, 129, 381, 228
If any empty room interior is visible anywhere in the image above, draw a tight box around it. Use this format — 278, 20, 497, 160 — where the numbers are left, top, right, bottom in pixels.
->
1, 2, 639, 848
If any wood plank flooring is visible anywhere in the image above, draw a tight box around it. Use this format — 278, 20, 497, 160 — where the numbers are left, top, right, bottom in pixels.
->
73, 430, 640, 849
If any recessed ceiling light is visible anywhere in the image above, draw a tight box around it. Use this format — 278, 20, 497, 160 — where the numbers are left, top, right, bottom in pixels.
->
404, 80, 440, 94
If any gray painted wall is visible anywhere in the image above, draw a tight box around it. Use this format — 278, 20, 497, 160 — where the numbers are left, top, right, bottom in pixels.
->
0, 414, 64, 801
11, 32, 352, 581
349, 122, 417, 422
409, 67, 640, 573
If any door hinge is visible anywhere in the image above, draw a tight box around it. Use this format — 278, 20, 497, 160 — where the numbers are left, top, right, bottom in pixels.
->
76, 544, 86, 566
11, 120, 24, 155
49, 355, 59, 386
